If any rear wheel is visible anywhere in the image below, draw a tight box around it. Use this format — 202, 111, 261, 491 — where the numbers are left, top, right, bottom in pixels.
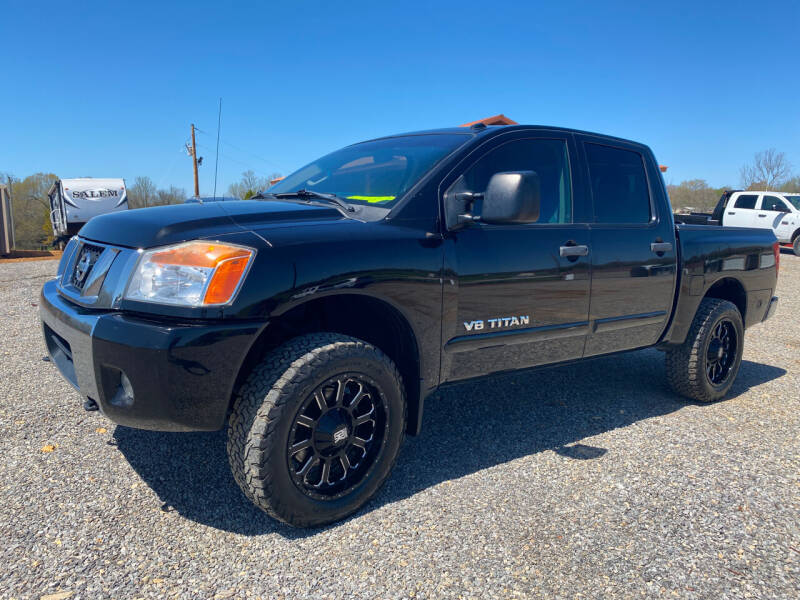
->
227, 333, 406, 527
793, 235, 800, 257
665, 298, 744, 402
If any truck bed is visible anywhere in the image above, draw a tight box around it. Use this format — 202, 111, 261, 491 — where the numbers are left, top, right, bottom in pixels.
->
661, 223, 778, 346
673, 212, 718, 225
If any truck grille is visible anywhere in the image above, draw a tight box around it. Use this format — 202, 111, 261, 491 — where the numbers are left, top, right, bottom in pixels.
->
70, 243, 105, 290
57, 237, 131, 308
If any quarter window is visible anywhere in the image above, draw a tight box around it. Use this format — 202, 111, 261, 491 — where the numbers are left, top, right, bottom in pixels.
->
585, 144, 651, 224
462, 139, 573, 224
734, 194, 757, 209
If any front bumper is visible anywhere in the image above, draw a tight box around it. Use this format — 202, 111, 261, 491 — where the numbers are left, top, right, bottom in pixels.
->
39, 279, 264, 431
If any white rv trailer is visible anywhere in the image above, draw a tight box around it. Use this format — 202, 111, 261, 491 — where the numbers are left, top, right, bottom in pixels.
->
48, 178, 128, 243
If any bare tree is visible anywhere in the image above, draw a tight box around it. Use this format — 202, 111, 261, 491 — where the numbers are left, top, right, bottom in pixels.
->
153, 185, 186, 206
127, 177, 185, 208
227, 170, 281, 199
128, 176, 157, 209
740, 149, 792, 190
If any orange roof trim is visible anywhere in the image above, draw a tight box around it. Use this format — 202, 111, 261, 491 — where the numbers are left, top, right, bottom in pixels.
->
460, 114, 518, 127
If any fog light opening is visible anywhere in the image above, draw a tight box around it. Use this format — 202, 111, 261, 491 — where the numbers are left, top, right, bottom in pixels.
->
110, 371, 135, 407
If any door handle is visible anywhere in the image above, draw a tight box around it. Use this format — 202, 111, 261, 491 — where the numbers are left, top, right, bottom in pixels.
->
559, 245, 589, 257
650, 242, 673, 254
758, 214, 767, 217
728, 211, 736, 215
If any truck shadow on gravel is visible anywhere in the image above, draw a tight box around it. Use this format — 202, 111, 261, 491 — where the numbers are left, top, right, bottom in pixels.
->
112, 349, 785, 538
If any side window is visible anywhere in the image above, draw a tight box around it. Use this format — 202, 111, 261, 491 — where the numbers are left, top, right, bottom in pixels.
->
734, 194, 757, 209
762, 195, 788, 212
462, 138, 572, 224
585, 143, 651, 224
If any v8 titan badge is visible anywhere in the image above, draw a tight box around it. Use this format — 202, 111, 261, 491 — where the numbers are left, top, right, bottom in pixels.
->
463, 315, 530, 332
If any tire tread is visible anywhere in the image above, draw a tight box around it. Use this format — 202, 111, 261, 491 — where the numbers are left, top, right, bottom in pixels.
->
226, 333, 405, 527
665, 298, 742, 402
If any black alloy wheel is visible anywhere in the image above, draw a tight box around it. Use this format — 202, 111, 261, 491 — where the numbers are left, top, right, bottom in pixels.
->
704, 319, 737, 386
288, 374, 387, 500
227, 333, 406, 527
665, 297, 744, 402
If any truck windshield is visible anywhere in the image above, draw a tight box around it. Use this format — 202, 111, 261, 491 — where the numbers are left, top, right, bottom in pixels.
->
267, 134, 469, 209
785, 195, 800, 210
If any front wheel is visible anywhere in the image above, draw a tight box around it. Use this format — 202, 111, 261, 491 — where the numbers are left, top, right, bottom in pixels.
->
665, 298, 744, 402
227, 333, 406, 527
793, 236, 800, 257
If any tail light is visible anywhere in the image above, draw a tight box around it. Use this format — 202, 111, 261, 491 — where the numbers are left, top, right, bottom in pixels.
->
773, 241, 780, 277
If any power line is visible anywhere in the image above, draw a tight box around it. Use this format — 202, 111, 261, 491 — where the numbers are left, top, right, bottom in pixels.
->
195, 128, 285, 170
196, 143, 275, 178
154, 147, 186, 192
221, 139, 285, 170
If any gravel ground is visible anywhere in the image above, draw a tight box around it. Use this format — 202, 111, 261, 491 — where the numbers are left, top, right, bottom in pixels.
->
1, 253, 798, 600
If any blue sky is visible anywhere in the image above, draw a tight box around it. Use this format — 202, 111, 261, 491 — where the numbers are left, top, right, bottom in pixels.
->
2, 0, 798, 193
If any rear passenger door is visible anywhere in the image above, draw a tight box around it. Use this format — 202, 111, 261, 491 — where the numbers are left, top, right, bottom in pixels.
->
576, 138, 678, 356
725, 193, 759, 228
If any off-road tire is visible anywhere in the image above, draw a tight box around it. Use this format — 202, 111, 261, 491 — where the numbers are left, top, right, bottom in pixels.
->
665, 298, 744, 402
793, 235, 800, 257
227, 333, 406, 527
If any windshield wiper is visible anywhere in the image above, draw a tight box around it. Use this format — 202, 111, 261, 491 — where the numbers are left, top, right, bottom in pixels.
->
266, 189, 355, 213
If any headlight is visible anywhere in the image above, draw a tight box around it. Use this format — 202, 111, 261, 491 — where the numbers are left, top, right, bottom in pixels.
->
124, 241, 255, 306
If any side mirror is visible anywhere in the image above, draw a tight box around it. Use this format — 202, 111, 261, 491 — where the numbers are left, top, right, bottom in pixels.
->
480, 171, 541, 225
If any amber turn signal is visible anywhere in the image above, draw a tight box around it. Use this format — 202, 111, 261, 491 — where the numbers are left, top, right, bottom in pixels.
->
147, 241, 255, 305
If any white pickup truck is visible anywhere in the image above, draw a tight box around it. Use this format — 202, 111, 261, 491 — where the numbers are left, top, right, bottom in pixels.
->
675, 190, 800, 256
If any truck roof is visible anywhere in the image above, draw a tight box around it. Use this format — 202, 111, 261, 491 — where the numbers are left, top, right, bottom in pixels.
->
363, 124, 653, 152
732, 190, 796, 196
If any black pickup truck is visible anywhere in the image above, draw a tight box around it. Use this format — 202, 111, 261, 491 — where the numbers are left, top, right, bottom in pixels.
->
40, 124, 780, 526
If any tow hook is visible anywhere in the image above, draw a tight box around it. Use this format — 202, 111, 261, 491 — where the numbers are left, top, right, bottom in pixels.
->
83, 398, 99, 412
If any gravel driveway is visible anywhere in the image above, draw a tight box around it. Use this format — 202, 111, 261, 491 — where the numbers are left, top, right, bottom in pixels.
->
1, 252, 798, 599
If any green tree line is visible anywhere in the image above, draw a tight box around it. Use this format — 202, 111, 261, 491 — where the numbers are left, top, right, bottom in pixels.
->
0, 169, 280, 250
0, 173, 189, 249
669, 149, 799, 212
1, 172, 58, 249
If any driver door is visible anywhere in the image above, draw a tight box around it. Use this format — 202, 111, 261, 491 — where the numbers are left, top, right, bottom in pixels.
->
440, 132, 592, 383
758, 194, 793, 241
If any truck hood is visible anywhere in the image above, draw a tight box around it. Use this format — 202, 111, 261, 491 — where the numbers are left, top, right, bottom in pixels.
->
78, 200, 344, 248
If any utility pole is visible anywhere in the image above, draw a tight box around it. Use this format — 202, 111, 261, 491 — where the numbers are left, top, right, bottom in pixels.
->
191, 123, 200, 197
